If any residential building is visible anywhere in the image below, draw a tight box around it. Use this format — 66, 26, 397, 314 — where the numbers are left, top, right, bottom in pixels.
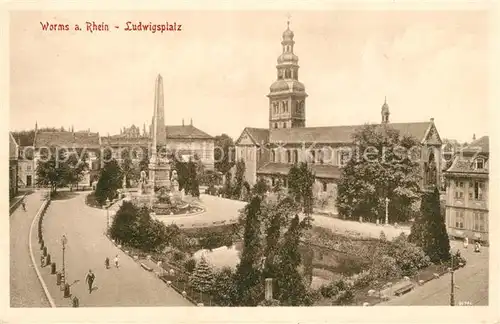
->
9, 132, 19, 198
444, 136, 489, 244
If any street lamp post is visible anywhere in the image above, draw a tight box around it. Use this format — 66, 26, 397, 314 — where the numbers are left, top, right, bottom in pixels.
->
61, 235, 68, 286
385, 197, 389, 225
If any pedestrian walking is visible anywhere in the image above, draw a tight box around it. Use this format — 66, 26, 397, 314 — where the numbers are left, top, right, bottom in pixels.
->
85, 269, 95, 294
474, 242, 481, 253
21, 200, 26, 211
463, 236, 469, 249
114, 255, 119, 268
105, 257, 110, 269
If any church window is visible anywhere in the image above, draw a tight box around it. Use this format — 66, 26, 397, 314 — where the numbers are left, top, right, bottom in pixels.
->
287, 150, 291, 163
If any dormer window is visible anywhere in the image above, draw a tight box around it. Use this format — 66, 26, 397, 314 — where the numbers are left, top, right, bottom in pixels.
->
475, 158, 484, 170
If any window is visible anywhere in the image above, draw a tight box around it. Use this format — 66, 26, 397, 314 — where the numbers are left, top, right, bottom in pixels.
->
475, 158, 484, 170
283, 178, 288, 188
310, 150, 316, 164
319, 150, 325, 164
293, 150, 298, 163
474, 181, 485, 200
455, 211, 464, 229
283, 122, 287, 129
271, 150, 276, 162
454, 180, 465, 200
27, 165, 32, 172
322, 181, 328, 192
274, 123, 278, 129
286, 150, 291, 163
473, 212, 486, 232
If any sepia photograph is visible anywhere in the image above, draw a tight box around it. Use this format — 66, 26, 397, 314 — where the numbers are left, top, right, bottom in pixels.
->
3, 2, 498, 323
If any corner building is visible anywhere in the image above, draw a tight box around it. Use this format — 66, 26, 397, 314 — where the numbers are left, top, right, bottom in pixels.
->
235, 22, 443, 214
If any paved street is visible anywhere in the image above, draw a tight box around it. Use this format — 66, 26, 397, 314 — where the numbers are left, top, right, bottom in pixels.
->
10, 191, 50, 307
40, 191, 192, 307
161, 194, 409, 241
381, 241, 489, 306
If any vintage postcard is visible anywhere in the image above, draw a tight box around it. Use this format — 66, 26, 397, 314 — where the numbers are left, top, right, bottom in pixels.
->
2, 1, 498, 323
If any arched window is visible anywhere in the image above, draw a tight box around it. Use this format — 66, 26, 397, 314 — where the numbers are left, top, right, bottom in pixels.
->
271, 150, 276, 162
287, 150, 291, 163
310, 150, 316, 163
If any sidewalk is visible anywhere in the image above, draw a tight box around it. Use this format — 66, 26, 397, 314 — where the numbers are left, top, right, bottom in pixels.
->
38, 192, 192, 307
10, 190, 50, 307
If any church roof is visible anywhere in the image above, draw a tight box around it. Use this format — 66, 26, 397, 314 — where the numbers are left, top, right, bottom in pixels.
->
268, 121, 432, 144
34, 131, 100, 147
257, 162, 342, 179
9, 132, 19, 160
165, 125, 213, 140
245, 127, 270, 145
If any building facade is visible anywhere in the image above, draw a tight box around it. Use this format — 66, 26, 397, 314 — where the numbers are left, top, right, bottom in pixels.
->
235, 22, 443, 214
9, 132, 19, 198
33, 128, 101, 188
444, 136, 489, 244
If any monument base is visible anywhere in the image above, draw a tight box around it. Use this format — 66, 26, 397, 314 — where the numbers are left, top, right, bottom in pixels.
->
149, 162, 171, 190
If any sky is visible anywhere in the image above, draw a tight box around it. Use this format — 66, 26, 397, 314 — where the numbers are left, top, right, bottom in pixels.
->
9, 10, 490, 143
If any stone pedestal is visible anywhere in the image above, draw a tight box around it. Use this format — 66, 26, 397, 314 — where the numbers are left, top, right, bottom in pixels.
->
148, 159, 171, 190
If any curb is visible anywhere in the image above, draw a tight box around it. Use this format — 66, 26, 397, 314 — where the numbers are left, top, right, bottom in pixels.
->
28, 198, 56, 308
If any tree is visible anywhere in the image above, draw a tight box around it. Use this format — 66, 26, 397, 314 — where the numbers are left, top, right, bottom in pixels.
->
214, 134, 235, 175
409, 187, 451, 263
63, 150, 89, 191
336, 124, 422, 223
288, 162, 315, 215
273, 215, 310, 306
94, 158, 123, 206
211, 266, 238, 306
120, 149, 139, 188
35, 149, 66, 193
109, 201, 138, 244
189, 255, 215, 293
234, 196, 263, 305
252, 177, 269, 197
232, 159, 246, 199
185, 158, 200, 197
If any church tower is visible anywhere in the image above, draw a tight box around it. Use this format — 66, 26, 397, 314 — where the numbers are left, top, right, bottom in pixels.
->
267, 20, 307, 129
381, 97, 390, 124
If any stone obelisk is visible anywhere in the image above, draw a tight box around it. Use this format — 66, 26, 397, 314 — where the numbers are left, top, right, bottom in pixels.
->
148, 74, 171, 191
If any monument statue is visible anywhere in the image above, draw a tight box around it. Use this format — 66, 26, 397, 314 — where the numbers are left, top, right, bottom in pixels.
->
138, 170, 147, 194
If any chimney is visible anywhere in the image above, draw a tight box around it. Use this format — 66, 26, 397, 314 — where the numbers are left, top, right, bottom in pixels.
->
473, 133, 476, 141
182, 119, 184, 126
265, 278, 273, 301
190, 118, 193, 126
430, 118, 434, 123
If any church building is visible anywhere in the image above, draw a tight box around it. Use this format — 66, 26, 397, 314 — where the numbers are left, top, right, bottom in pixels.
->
234, 22, 443, 214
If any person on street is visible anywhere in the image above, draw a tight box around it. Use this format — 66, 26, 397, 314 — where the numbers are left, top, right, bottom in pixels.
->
474, 242, 481, 253
114, 255, 119, 268
105, 257, 110, 269
85, 269, 95, 294
21, 200, 26, 211
463, 236, 469, 249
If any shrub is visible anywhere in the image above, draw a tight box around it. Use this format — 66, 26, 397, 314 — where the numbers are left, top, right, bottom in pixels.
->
258, 298, 281, 306
379, 230, 387, 241
351, 270, 373, 289
184, 258, 197, 273
370, 255, 401, 281
321, 278, 355, 305
385, 234, 431, 276
211, 267, 238, 306
172, 250, 186, 262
